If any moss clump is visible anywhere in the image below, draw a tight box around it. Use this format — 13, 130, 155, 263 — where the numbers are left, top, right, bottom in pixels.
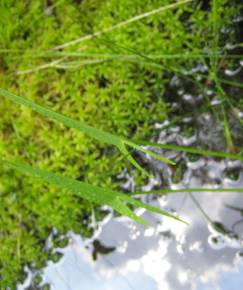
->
0, 0, 242, 288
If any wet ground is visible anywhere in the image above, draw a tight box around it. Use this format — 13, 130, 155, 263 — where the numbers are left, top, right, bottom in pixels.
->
17, 25, 243, 289
18, 123, 243, 290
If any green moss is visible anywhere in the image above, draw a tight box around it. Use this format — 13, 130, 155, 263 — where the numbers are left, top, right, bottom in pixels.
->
0, 0, 242, 288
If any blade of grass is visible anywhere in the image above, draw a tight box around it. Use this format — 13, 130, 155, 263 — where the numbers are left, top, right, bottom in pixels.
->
0, 89, 174, 176
117, 142, 150, 177
13, 51, 243, 75
131, 187, 243, 195
209, 0, 237, 152
219, 78, 243, 89
52, 0, 192, 50
0, 157, 186, 225
188, 192, 231, 235
188, 192, 212, 223
134, 140, 243, 161
7, 51, 243, 59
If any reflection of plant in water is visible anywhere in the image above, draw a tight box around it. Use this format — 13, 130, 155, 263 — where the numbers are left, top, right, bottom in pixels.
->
0, 0, 243, 288
189, 194, 243, 250
225, 204, 243, 234
92, 239, 116, 260
1, 88, 242, 224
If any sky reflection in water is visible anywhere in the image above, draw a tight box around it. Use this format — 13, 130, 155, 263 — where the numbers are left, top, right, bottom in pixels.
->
19, 158, 243, 290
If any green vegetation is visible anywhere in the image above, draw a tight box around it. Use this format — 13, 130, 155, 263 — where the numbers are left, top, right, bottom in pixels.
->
0, 0, 242, 288
1, 157, 186, 225
0, 88, 175, 177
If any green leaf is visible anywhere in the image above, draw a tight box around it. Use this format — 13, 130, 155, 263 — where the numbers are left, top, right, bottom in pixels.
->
0, 157, 187, 225
0, 89, 174, 176
134, 140, 243, 161
132, 187, 243, 195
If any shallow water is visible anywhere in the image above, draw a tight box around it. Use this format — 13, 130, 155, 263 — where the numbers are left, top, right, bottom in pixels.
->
18, 57, 243, 290
18, 145, 243, 290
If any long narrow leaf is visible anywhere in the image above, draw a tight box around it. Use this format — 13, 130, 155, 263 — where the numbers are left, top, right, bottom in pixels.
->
0, 89, 174, 176
134, 140, 243, 161
132, 187, 243, 195
52, 0, 192, 50
0, 157, 186, 225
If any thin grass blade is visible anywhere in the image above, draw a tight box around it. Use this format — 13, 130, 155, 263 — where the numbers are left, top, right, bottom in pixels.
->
0, 89, 174, 175
134, 140, 243, 161
0, 157, 185, 224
